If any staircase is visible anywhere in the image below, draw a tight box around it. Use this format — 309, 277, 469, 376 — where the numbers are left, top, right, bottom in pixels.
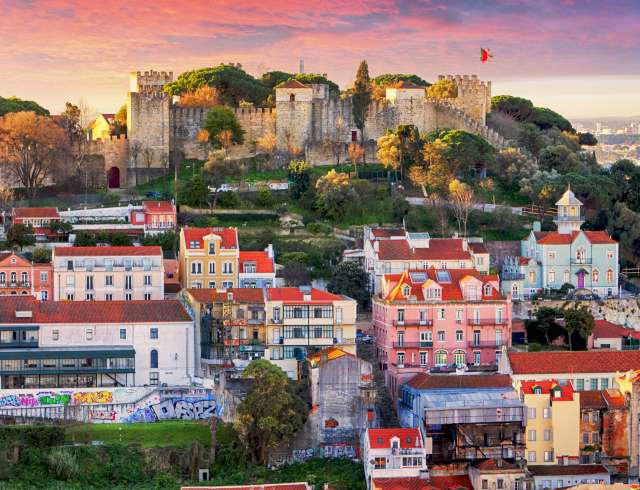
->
358, 342, 399, 427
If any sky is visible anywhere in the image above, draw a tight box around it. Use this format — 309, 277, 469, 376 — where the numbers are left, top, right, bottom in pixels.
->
1, 0, 639, 119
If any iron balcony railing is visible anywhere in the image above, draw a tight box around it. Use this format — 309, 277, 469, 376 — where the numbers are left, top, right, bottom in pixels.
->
570, 258, 593, 264
392, 341, 433, 348
501, 273, 525, 281
555, 215, 585, 222
393, 319, 433, 327
391, 363, 427, 369
467, 319, 506, 326
468, 340, 507, 348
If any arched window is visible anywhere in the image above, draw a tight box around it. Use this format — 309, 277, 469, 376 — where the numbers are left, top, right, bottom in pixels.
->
403, 285, 410, 297
607, 269, 614, 283
512, 283, 519, 297
0, 272, 5, 284
150, 349, 158, 369
10, 272, 16, 284
434, 350, 448, 366
592, 269, 599, 283
483, 284, 492, 296
289, 93, 295, 102
453, 350, 466, 367
20, 272, 28, 284
529, 270, 536, 283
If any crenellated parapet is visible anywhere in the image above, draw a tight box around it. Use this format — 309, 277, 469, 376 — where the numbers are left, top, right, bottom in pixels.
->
130, 70, 173, 94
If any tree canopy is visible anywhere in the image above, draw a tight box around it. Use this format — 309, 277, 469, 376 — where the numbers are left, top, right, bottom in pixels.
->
203, 106, 244, 149
351, 61, 372, 137
491, 95, 574, 132
427, 79, 458, 99
426, 129, 496, 178
0, 96, 49, 117
371, 74, 429, 87
327, 261, 370, 308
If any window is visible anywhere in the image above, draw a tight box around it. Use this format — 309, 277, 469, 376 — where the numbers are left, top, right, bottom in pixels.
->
119, 328, 126, 340
544, 450, 554, 462
208, 262, 215, 274
563, 270, 570, 283
397, 309, 405, 322
20, 272, 28, 284
208, 242, 215, 255
222, 281, 233, 288
434, 351, 447, 366
601, 378, 609, 389
548, 251, 556, 260
593, 269, 599, 282
10, 272, 16, 284
438, 308, 445, 320
419, 351, 427, 366
150, 349, 158, 369
576, 378, 584, 390
273, 307, 281, 321
67, 260, 74, 271
397, 352, 405, 367
420, 331, 432, 342
607, 269, 614, 283
52, 329, 59, 341
474, 351, 481, 365
144, 275, 152, 286
548, 270, 555, 283
527, 451, 536, 463
592, 411, 600, 423
483, 284, 492, 296
455, 330, 463, 341
125, 276, 133, 290
543, 407, 551, 419
583, 432, 590, 444
497, 479, 504, 490
590, 378, 598, 390
208, 281, 216, 288
85, 328, 93, 341
105, 259, 113, 271
105, 293, 113, 301
66, 293, 74, 301
473, 330, 481, 345
105, 275, 113, 286
144, 293, 152, 300
66, 276, 75, 287
592, 432, 599, 443
402, 285, 410, 297
529, 270, 536, 283
453, 350, 466, 367
528, 407, 536, 419
125, 293, 132, 301
149, 372, 159, 385
374, 457, 386, 469
544, 429, 553, 441
191, 262, 202, 275
85, 293, 94, 301
396, 331, 404, 346
482, 480, 488, 490
437, 330, 445, 341
189, 240, 198, 249
85, 276, 94, 290
455, 308, 463, 323
0, 272, 4, 284
607, 250, 614, 259
528, 429, 536, 441
223, 262, 233, 274
150, 328, 158, 339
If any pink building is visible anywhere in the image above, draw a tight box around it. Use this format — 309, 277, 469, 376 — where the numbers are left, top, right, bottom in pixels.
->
372, 269, 512, 399
130, 201, 176, 235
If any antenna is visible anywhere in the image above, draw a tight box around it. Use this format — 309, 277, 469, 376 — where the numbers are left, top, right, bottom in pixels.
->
299, 58, 305, 74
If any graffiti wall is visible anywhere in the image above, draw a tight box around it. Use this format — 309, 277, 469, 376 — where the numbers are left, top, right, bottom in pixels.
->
291, 443, 358, 463
0, 386, 220, 424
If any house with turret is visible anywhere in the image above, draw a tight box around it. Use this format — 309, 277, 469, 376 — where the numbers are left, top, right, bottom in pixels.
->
501, 186, 619, 299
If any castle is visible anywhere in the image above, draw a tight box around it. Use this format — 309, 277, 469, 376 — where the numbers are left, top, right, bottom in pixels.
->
100, 69, 508, 188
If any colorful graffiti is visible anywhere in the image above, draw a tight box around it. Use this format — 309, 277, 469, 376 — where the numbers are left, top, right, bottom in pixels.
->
89, 410, 117, 421
0, 390, 113, 408
321, 426, 357, 443
292, 443, 357, 462
122, 396, 219, 423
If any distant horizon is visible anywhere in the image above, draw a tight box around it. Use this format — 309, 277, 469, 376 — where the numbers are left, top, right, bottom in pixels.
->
1, 0, 638, 119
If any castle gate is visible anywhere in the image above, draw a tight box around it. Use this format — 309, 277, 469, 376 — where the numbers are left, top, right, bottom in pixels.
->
107, 166, 120, 189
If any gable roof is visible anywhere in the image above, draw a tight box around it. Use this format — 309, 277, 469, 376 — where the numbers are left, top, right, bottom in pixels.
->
182, 227, 238, 249
265, 287, 346, 303
579, 390, 607, 410
12, 207, 59, 219
474, 459, 521, 472
520, 380, 575, 401
368, 428, 422, 449
0, 252, 32, 267
534, 230, 616, 245
527, 464, 608, 476
181, 484, 311, 490
143, 201, 175, 213
277, 79, 310, 89
53, 246, 162, 257
239, 251, 275, 274
507, 350, 640, 375
468, 242, 488, 254
407, 373, 513, 390
376, 238, 471, 261
592, 319, 640, 340
186, 288, 264, 304
0, 296, 190, 324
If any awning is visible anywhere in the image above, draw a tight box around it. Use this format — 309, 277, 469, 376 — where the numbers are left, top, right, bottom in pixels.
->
0, 346, 135, 360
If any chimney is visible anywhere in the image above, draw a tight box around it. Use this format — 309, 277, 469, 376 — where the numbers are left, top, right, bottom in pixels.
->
266, 243, 274, 259
374, 241, 379, 252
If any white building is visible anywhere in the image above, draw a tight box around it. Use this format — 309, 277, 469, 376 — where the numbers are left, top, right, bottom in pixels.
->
52, 246, 164, 301
362, 428, 431, 490
0, 296, 195, 389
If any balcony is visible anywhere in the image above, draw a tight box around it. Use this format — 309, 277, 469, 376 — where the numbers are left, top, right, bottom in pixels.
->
571, 258, 592, 265
391, 363, 427, 369
393, 319, 433, 327
467, 319, 506, 327
271, 318, 283, 324
248, 318, 264, 325
555, 215, 585, 222
501, 273, 525, 281
468, 340, 507, 348
392, 341, 433, 348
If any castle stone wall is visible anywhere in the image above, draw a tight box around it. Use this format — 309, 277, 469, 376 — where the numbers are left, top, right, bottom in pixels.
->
88, 136, 129, 187
128, 92, 171, 167
234, 107, 276, 147
171, 106, 209, 160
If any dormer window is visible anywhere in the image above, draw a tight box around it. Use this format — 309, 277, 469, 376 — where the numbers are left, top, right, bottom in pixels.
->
189, 240, 199, 249
289, 93, 295, 102
533, 386, 542, 395
483, 284, 492, 296
402, 285, 410, 297
208, 242, 216, 255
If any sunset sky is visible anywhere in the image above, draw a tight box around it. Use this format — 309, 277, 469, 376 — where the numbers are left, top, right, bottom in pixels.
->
1, 0, 638, 118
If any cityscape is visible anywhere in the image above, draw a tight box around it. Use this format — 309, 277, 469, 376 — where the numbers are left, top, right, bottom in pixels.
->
0, 1, 640, 489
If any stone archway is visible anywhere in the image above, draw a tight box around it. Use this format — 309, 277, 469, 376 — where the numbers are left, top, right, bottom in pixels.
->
107, 166, 120, 189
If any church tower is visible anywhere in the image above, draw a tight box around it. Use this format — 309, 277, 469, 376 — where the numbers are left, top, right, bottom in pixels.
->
554, 185, 584, 234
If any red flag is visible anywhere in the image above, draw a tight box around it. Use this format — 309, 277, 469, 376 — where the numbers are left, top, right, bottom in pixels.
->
480, 47, 493, 63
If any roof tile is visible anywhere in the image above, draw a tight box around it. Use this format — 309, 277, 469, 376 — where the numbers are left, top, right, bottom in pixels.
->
54, 246, 162, 257
508, 350, 640, 375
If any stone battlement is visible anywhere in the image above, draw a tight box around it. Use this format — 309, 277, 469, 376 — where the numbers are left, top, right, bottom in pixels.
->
130, 70, 173, 94
439, 74, 490, 91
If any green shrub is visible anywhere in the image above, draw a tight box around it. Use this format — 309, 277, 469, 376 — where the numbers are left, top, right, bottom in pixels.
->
46, 447, 79, 481
217, 191, 241, 208
305, 221, 332, 234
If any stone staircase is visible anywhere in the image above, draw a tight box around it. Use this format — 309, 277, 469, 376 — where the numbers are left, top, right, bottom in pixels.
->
357, 342, 399, 428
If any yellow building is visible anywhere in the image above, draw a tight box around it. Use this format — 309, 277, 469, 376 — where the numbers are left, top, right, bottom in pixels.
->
263, 287, 357, 380
519, 379, 580, 466
90, 113, 116, 140
179, 227, 239, 289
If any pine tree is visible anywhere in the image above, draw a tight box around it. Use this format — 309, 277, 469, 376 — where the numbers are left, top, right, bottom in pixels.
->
352, 60, 371, 160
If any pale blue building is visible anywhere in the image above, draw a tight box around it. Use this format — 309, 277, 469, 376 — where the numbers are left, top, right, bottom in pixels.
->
501, 187, 619, 299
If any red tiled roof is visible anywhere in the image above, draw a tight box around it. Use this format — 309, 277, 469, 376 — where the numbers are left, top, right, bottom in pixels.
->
474, 459, 520, 472
0, 296, 190, 324
520, 379, 575, 401
12, 207, 59, 219
187, 288, 264, 304
240, 251, 275, 274
53, 246, 162, 257
377, 238, 471, 261
468, 242, 488, 254
265, 287, 345, 303
368, 428, 422, 449
182, 227, 238, 249
372, 476, 472, 490
527, 464, 608, 476
579, 390, 607, 409
593, 319, 640, 340
181, 484, 310, 490
603, 388, 627, 409
277, 80, 310, 89
0, 252, 31, 267
407, 373, 512, 390
384, 269, 502, 302
371, 228, 405, 238
508, 350, 640, 375
143, 201, 175, 213
426, 475, 473, 490
518, 257, 532, 265
535, 230, 617, 245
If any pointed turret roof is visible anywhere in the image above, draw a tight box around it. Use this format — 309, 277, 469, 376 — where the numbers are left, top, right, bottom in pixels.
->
555, 184, 583, 206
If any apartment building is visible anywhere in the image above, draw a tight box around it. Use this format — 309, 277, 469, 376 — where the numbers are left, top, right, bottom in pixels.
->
0, 296, 194, 389
179, 227, 239, 289
263, 287, 357, 380
52, 246, 164, 301
0, 252, 52, 300
518, 380, 580, 466
131, 200, 177, 234
238, 245, 275, 288
373, 269, 511, 399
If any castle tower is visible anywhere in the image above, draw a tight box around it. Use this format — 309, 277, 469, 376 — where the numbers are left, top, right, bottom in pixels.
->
554, 185, 584, 234
127, 70, 173, 184
275, 80, 315, 150
439, 74, 491, 125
